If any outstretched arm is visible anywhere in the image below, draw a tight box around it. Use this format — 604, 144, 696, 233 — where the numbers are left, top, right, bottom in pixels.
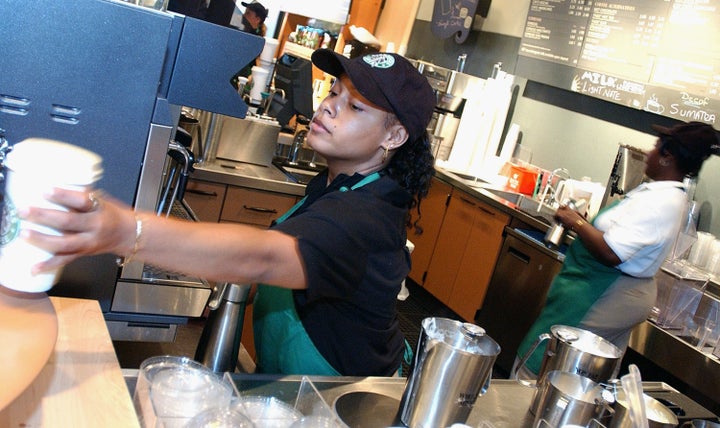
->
20, 187, 307, 289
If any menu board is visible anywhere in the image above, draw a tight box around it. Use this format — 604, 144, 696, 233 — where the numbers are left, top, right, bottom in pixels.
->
517, 0, 719, 125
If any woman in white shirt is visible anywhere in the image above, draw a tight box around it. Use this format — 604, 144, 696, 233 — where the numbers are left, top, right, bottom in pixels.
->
516, 121, 719, 377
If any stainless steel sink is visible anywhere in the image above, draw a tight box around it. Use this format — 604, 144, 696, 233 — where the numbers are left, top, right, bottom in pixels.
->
477, 187, 556, 224
334, 391, 402, 427
272, 157, 325, 184
480, 187, 526, 205
516, 196, 557, 224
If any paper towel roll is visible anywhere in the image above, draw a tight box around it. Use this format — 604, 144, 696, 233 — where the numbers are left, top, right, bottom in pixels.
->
500, 123, 520, 162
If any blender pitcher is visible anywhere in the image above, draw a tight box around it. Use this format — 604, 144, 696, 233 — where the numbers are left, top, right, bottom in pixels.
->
399, 317, 500, 428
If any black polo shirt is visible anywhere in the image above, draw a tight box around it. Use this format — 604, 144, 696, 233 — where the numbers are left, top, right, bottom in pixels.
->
272, 170, 411, 376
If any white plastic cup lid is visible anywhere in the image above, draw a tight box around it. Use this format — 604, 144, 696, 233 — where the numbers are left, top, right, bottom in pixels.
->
6, 138, 103, 185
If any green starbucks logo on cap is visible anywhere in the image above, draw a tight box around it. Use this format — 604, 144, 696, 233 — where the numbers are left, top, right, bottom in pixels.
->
1, 198, 20, 246
363, 54, 395, 69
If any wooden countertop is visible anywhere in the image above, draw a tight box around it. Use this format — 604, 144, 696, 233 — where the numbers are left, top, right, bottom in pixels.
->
0, 297, 139, 427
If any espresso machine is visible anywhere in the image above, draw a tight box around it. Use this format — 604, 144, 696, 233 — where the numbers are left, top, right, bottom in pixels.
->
601, 143, 648, 208
1, 0, 263, 341
414, 61, 482, 161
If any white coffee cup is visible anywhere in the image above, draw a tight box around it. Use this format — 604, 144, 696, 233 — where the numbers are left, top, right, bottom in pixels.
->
250, 66, 270, 103
0, 138, 103, 293
260, 37, 279, 63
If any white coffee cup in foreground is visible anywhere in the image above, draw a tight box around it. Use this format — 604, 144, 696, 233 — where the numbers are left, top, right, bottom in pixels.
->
0, 138, 103, 293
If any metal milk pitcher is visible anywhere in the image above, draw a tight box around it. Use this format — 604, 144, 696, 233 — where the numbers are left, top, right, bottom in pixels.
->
533, 370, 615, 428
399, 317, 501, 428
194, 283, 252, 372
516, 325, 623, 386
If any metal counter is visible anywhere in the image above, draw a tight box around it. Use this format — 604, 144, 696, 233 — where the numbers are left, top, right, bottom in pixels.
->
122, 370, 715, 427
192, 159, 306, 197
229, 375, 537, 427
629, 320, 720, 411
121, 371, 537, 427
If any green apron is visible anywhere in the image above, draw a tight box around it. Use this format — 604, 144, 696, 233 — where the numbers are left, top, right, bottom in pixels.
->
517, 204, 623, 374
252, 173, 381, 375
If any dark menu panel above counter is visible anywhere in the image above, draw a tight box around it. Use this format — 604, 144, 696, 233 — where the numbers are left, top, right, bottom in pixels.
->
517, 0, 719, 125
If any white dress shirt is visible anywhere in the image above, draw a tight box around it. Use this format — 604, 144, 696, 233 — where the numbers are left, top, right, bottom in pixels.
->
594, 181, 687, 277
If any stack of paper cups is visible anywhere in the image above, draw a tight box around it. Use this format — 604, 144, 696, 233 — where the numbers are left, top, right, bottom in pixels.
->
688, 231, 715, 268
260, 37, 279, 64
0, 138, 103, 293
703, 238, 720, 277
250, 66, 270, 103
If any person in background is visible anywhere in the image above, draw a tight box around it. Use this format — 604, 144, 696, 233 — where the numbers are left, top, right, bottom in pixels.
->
21, 49, 436, 377
204, 0, 238, 27
167, 0, 237, 27
231, 0, 269, 90
514, 121, 720, 379
167, 0, 208, 20
238, 0, 267, 37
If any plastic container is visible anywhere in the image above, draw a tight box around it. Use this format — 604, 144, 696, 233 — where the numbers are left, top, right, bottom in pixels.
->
653, 264, 709, 331
133, 355, 233, 428
506, 164, 539, 196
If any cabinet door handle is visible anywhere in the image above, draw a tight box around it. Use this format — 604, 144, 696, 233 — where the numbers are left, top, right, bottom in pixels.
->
243, 205, 278, 214
508, 246, 530, 264
458, 196, 478, 207
186, 189, 218, 197
478, 206, 496, 216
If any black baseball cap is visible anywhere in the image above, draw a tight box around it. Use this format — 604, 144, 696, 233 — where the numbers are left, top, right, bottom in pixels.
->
311, 49, 435, 142
652, 121, 720, 159
241, 1, 268, 21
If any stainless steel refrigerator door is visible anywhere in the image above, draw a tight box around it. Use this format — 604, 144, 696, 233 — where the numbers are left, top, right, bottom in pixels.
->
475, 228, 565, 374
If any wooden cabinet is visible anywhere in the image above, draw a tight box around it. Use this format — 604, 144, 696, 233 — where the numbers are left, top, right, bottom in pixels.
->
221, 186, 298, 227
183, 178, 300, 363
184, 180, 227, 222
408, 178, 452, 285
185, 179, 299, 227
424, 189, 510, 321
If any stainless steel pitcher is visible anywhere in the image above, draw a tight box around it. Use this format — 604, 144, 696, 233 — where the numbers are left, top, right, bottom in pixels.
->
194, 283, 252, 372
399, 317, 501, 428
533, 370, 615, 428
516, 325, 623, 386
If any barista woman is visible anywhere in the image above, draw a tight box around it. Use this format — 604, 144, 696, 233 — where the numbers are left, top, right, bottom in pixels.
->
21, 49, 436, 377
515, 121, 719, 378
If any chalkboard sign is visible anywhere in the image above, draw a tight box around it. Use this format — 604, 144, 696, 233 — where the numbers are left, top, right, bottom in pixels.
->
516, 0, 719, 126
431, 0, 480, 43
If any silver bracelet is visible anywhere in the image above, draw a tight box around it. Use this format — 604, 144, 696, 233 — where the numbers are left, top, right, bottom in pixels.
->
117, 214, 143, 267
